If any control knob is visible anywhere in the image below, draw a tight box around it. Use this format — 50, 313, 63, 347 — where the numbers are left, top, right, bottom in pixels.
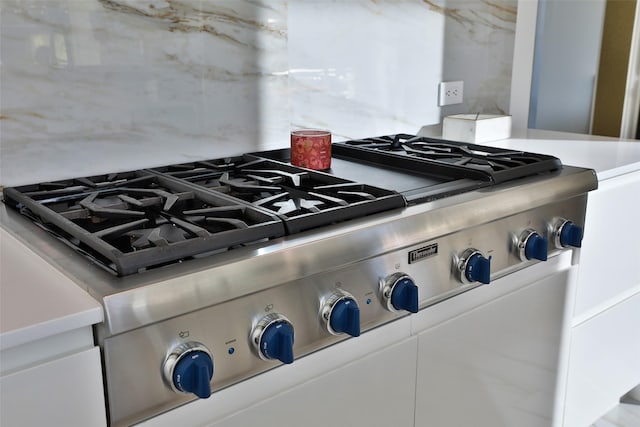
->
321, 290, 361, 337
456, 248, 491, 284
381, 272, 419, 313
251, 313, 294, 364
163, 341, 214, 399
551, 218, 584, 249
517, 229, 548, 261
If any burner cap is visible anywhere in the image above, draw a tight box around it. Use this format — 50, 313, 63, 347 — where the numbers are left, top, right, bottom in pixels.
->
126, 224, 189, 249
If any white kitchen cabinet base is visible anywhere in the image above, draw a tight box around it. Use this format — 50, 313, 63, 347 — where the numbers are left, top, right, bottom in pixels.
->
564, 291, 640, 427
0, 346, 107, 427
209, 337, 418, 427
415, 268, 574, 427
573, 171, 640, 320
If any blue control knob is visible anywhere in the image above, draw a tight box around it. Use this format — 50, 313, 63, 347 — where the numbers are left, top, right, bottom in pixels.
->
462, 250, 491, 284
163, 342, 214, 399
559, 221, 584, 248
383, 274, 419, 313
254, 314, 295, 364
522, 231, 548, 261
173, 351, 214, 399
261, 321, 294, 364
329, 297, 361, 337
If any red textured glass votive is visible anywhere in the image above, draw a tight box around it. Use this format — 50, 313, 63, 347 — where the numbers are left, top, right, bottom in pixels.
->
290, 129, 332, 170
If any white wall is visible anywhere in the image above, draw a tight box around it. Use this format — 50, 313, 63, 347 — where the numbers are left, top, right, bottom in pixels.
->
528, 0, 606, 133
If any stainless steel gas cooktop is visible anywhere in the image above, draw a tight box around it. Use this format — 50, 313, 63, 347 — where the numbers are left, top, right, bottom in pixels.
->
3, 134, 561, 276
0, 134, 596, 426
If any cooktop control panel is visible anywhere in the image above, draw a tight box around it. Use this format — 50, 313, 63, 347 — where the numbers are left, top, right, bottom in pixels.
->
103, 196, 586, 426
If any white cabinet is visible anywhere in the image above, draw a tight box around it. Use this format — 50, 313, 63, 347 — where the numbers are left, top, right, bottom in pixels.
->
414, 267, 576, 427
0, 346, 106, 427
573, 171, 640, 318
564, 291, 640, 427
0, 227, 106, 427
563, 169, 640, 427
209, 337, 417, 427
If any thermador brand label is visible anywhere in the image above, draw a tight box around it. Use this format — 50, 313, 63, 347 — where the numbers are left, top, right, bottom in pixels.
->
408, 243, 438, 264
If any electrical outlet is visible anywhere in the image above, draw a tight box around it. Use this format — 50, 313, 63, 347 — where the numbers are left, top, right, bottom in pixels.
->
438, 81, 464, 106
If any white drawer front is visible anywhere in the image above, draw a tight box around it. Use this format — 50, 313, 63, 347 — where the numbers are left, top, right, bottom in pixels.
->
0, 347, 106, 427
564, 291, 640, 427
574, 171, 640, 317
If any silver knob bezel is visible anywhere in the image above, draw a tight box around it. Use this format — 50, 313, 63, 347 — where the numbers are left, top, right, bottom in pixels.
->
320, 290, 358, 335
380, 272, 413, 313
162, 341, 213, 394
550, 218, 571, 249
517, 229, 542, 262
250, 313, 293, 361
455, 248, 484, 284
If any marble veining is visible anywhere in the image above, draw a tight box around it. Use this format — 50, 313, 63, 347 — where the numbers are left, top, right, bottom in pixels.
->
0, 0, 288, 186
96, 0, 286, 46
0, 0, 518, 186
424, 0, 516, 33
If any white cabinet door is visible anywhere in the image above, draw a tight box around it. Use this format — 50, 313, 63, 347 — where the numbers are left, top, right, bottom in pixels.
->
209, 337, 417, 427
574, 171, 640, 318
0, 346, 106, 427
564, 291, 640, 427
415, 269, 574, 427
563, 170, 640, 426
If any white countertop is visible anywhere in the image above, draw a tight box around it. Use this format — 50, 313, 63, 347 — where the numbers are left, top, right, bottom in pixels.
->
496, 129, 640, 180
418, 127, 640, 180
0, 228, 103, 351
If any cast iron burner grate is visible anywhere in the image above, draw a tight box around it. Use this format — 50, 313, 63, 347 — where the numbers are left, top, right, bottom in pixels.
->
153, 157, 406, 233
332, 134, 562, 183
3, 171, 285, 276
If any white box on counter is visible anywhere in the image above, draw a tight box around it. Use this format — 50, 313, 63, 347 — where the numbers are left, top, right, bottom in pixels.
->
442, 114, 512, 143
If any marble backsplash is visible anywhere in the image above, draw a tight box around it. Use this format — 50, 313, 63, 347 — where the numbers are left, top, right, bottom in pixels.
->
0, 0, 517, 186
0, 0, 289, 186
437, 0, 518, 117
288, 0, 444, 141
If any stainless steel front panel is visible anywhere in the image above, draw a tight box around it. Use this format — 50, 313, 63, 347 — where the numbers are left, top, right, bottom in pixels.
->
104, 195, 588, 425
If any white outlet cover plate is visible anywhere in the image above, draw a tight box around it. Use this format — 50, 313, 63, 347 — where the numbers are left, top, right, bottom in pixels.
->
438, 81, 464, 106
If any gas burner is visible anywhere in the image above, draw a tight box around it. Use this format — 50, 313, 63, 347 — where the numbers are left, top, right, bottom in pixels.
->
240, 169, 307, 187
218, 172, 282, 192
4, 156, 403, 274
265, 195, 325, 215
3, 171, 285, 275
333, 134, 562, 183
153, 157, 406, 233
127, 223, 190, 249
23, 173, 157, 200
157, 159, 237, 176
59, 188, 195, 221
400, 141, 547, 171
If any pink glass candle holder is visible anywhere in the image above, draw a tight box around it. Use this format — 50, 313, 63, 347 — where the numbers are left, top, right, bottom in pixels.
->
290, 129, 332, 170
